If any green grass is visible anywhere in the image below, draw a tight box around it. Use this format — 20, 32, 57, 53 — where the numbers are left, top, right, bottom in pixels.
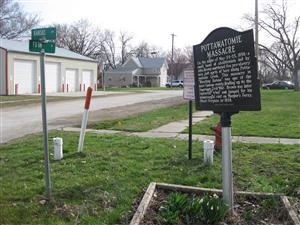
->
90, 103, 192, 132
97, 87, 182, 92
0, 95, 42, 102
0, 95, 83, 108
0, 131, 299, 224
189, 90, 300, 138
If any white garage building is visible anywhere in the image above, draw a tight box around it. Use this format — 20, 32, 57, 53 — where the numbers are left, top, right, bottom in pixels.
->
0, 38, 97, 95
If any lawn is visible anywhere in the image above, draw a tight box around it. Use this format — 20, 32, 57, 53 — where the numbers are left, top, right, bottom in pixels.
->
90, 103, 192, 132
90, 90, 300, 138
0, 131, 299, 224
97, 87, 182, 92
0, 95, 82, 108
189, 90, 300, 138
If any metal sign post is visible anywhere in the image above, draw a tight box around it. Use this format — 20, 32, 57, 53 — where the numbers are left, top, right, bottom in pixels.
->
188, 100, 193, 159
40, 49, 52, 200
221, 112, 234, 213
29, 27, 56, 201
183, 70, 195, 160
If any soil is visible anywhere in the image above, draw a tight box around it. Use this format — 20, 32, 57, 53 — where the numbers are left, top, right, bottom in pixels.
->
140, 189, 291, 225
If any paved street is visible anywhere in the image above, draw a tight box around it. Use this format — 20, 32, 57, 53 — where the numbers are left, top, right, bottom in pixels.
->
0, 90, 182, 143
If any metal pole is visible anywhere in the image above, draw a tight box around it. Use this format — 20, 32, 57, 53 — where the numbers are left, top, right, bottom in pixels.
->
40, 49, 52, 200
102, 64, 106, 91
188, 100, 192, 160
221, 112, 234, 214
171, 33, 176, 85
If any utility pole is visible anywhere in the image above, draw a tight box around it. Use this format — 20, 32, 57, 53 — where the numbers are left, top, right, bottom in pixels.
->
171, 33, 176, 85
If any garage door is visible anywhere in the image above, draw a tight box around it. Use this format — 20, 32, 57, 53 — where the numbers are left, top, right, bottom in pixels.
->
14, 60, 36, 94
66, 69, 78, 92
82, 70, 93, 91
45, 63, 60, 93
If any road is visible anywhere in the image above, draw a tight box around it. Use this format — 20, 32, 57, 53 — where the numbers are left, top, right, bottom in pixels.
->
0, 90, 182, 143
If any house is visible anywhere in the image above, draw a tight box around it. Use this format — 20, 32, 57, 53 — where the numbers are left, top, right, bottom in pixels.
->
104, 57, 168, 87
0, 38, 97, 95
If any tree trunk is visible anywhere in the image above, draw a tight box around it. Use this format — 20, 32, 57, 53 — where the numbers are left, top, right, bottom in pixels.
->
293, 69, 300, 91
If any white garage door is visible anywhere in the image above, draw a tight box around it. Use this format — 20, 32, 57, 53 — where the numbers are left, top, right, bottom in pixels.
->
66, 69, 78, 92
82, 70, 93, 91
45, 63, 60, 93
14, 60, 36, 94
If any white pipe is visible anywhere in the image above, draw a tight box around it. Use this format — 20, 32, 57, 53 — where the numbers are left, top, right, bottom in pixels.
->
78, 109, 89, 152
222, 127, 234, 213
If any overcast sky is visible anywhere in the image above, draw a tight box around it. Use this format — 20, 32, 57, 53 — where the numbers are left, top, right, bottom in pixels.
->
19, 0, 300, 52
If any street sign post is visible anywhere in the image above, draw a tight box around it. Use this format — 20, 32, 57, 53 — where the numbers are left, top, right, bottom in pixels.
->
29, 27, 56, 201
193, 27, 261, 213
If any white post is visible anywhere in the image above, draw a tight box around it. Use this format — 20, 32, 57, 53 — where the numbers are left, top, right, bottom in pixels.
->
222, 126, 234, 213
221, 112, 235, 214
78, 109, 89, 152
78, 87, 93, 152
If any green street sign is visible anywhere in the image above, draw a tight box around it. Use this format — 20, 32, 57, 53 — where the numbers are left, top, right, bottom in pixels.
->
31, 27, 56, 41
29, 40, 56, 53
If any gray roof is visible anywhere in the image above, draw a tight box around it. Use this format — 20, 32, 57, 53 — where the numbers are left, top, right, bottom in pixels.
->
0, 38, 96, 62
138, 57, 166, 68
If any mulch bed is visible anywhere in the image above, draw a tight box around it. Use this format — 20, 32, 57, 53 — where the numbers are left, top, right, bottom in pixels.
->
141, 189, 290, 225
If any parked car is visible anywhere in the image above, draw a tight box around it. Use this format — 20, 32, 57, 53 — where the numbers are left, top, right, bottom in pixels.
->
262, 81, 295, 90
166, 80, 183, 88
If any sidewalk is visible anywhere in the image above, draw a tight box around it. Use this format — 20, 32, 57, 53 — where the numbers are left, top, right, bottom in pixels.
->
62, 111, 300, 145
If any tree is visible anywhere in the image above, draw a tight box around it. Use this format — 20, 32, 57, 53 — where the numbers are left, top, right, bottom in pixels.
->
54, 19, 103, 58
0, 0, 40, 39
119, 31, 133, 64
260, 42, 291, 81
166, 47, 193, 79
134, 41, 163, 58
245, 0, 300, 90
101, 30, 118, 69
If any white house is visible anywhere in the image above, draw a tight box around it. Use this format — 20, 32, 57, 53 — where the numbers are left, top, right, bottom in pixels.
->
0, 38, 97, 95
104, 57, 168, 87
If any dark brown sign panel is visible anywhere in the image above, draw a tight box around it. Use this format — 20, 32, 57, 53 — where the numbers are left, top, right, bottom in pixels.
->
193, 27, 261, 112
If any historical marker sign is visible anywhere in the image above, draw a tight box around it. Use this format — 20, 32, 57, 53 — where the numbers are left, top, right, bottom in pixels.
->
31, 27, 56, 41
193, 27, 261, 112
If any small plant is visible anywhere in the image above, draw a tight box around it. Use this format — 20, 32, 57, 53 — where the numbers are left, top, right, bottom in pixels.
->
158, 192, 228, 225
200, 194, 229, 224
158, 192, 189, 225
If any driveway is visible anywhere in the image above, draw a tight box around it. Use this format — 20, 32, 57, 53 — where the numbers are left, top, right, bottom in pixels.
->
0, 90, 182, 143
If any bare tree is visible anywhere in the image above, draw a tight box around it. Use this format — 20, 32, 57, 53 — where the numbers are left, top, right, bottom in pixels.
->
0, 0, 40, 39
134, 41, 162, 58
101, 30, 118, 69
54, 19, 103, 58
166, 47, 192, 79
245, 0, 300, 90
260, 42, 291, 81
119, 31, 133, 64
